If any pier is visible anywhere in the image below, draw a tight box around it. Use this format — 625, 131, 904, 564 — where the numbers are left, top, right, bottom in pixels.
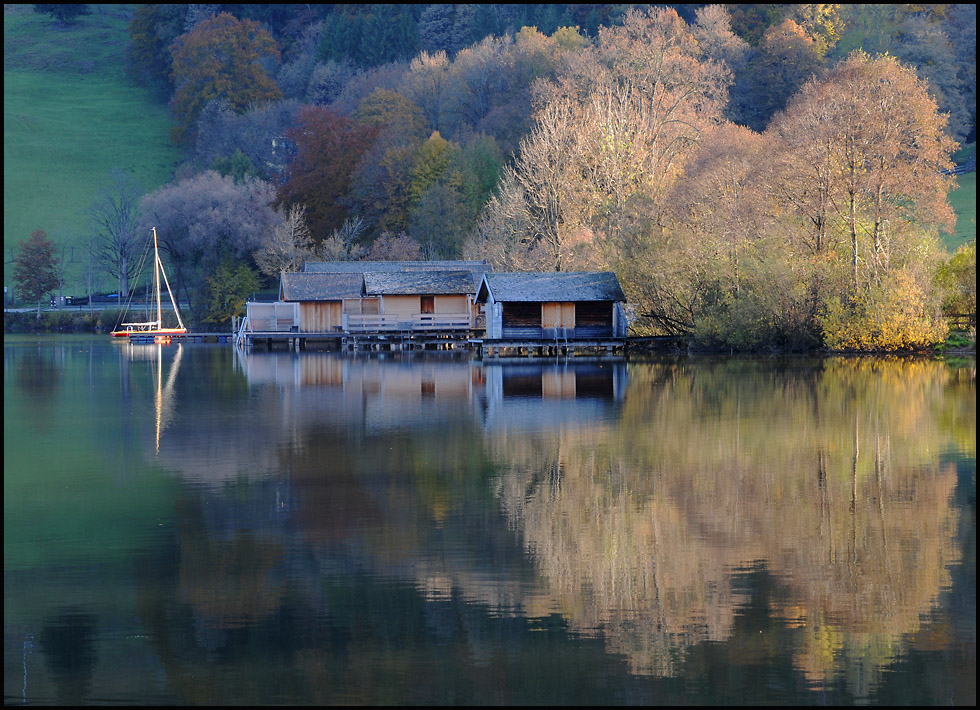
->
126, 332, 235, 344
237, 328, 471, 352
473, 338, 627, 358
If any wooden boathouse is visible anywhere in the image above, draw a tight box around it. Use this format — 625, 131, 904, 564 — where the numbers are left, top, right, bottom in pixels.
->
474, 272, 628, 356
237, 263, 631, 356
238, 261, 491, 350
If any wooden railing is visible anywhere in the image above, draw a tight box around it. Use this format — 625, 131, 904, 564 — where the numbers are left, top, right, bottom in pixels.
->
247, 317, 298, 332
345, 313, 472, 332
946, 312, 977, 329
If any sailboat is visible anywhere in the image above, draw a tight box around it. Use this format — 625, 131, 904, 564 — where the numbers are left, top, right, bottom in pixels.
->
111, 227, 187, 338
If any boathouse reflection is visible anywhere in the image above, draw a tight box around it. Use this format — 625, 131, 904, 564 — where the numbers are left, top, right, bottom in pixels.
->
480, 360, 626, 432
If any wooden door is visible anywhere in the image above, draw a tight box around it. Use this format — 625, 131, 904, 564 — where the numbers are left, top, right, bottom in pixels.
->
542, 303, 575, 331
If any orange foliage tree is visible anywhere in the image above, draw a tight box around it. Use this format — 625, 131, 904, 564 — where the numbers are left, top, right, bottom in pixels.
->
770, 51, 956, 350
168, 12, 282, 145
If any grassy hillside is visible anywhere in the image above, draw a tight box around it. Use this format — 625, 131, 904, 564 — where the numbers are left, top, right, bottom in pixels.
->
3, 4, 183, 293
946, 164, 977, 252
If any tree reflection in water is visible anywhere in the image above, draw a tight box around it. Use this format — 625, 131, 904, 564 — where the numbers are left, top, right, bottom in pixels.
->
135, 351, 973, 703
488, 358, 969, 691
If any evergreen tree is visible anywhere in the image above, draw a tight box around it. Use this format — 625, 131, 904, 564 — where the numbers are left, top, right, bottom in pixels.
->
418, 4, 455, 54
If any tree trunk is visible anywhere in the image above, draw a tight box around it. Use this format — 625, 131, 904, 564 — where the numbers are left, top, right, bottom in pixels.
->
120, 254, 130, 299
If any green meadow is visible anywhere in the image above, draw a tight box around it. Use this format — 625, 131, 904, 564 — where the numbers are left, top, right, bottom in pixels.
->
947, 168, 977, 252
3, 5, 183, 292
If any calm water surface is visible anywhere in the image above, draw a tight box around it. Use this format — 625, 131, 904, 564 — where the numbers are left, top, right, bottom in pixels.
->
3, 336, 975, 705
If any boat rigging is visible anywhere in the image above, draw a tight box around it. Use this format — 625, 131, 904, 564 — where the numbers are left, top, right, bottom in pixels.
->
111, 228, 186, 338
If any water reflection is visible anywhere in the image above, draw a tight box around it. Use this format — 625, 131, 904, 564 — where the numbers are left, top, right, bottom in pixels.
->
38, 609, 97, 705
121, 342, 185, 454
4, 340, 974, 704
9, 340, 65, 433
217, 352, 973, 695
489, 358, 969, 690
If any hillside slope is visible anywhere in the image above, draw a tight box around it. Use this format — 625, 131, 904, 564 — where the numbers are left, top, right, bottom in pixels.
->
3, 4, 182, 292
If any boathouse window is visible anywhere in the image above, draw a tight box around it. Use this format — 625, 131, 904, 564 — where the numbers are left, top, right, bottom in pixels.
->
501, 302, 540, 326
421, 296, 435, 314
575, 301, 612, 327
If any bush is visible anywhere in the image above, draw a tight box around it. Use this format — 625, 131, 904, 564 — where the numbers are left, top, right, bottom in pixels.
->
2, 309, 118, 334
820, 270, 948, 351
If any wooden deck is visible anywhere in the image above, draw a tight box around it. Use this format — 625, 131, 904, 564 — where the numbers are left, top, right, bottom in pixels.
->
126, 332, 235, 344
241, 329, 472, 352
473, 338, 627, 357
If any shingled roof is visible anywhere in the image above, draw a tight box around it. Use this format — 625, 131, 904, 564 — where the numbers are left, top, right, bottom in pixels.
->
476, 272, 626, 303
280, 272, 364, 301
363, 270, 478, 295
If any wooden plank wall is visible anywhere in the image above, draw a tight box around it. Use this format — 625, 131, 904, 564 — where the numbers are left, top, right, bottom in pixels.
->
299, 301, 342, 332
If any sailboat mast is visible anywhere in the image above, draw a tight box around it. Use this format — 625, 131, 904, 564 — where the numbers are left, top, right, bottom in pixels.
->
153, 227, 162, 328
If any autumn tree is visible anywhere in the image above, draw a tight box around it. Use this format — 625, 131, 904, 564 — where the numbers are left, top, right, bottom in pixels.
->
14, 230, 60, 319
315, 217, 366, 261
937, 242, 977, 322
729, 19, 825, 132
401, 50, 451, 135
126, 4, 188, 95
473, 98, 582, 272
442, 35, 514, 137
139, 171, 278, 324
474, 6, 731, 305
169, 12, 282, 145
692, 5, 750, 80
279, 105, 378, 240
88, 168, 145, 300
787, 4, 844, 58
408, 131, 457, 204
347, 90, 427, 236
666, 123, 821, 348
254, 204, 314, 278
770, 52, 957, 350
410, 132, 504, 259
895, 14, 974, 143
362, 232, 422, 261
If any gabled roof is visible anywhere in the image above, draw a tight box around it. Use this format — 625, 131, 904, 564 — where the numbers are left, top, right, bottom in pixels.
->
363, 270, 478, 295
476, 272, 626, 303
280, 272, 364, 301
304, 260, 492, 274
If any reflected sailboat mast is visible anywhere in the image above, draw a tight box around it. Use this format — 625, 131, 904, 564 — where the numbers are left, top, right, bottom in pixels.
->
154, 342, 183, 454
155, 343, 162, 453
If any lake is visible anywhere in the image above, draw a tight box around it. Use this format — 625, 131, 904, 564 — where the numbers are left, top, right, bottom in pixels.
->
3, 336, 975, 705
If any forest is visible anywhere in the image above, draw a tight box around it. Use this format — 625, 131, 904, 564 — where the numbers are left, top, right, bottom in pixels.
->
9, 4, 978, 350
